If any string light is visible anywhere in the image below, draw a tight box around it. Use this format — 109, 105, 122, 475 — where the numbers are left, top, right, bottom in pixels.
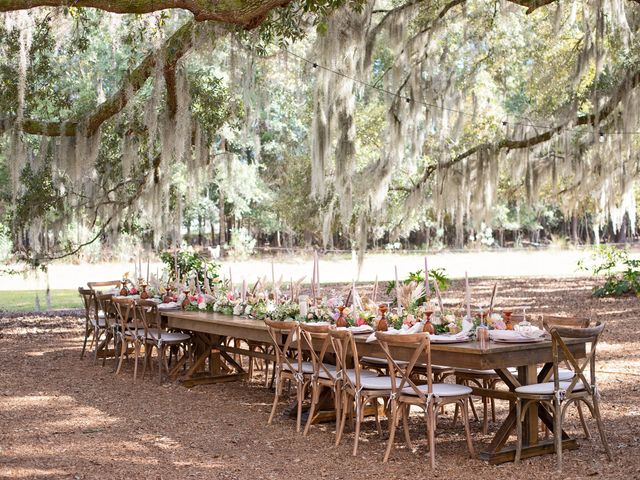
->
284, 49, 640, 137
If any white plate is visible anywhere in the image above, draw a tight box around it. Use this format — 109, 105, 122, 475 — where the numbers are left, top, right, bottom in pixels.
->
493, 336, 545, 343
430, 336, 470, 344
349, 325, 374, 334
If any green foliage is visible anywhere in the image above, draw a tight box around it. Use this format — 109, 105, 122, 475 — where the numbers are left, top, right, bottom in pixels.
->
578, 245, 640, 297
159, 246, 220, 285
227, 227, 256, 258
15, 160, 63, 229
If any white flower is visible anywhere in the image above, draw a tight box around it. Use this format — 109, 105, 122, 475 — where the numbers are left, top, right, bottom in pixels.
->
244, 305, 252, 315
233, 304, 244, 315
198, 301, 207, 310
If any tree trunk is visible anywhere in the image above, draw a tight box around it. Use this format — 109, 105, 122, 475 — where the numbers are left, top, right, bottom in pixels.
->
571, 213, 578, 244
219, 191, 226, 246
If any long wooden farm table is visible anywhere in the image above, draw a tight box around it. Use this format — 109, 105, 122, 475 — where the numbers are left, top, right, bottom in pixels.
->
164, 310, 587, 464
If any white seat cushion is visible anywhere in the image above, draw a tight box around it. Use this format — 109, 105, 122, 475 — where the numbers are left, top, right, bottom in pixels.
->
402, 383, 472, 397
515, 381, 585, 395
318, 363, 338, 378
539, 367, 574, 382
358, 375, 401, 390
90, 317, 108, 328
345, 369, 381, 382
508, 367, 575, 382
361, 356, 409, 367
283, 361, 315, 374
361, 356, 388, 365
146, 331, 191, 343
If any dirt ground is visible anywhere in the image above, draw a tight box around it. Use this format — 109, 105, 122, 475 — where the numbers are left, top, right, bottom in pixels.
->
1, 277, 639, 480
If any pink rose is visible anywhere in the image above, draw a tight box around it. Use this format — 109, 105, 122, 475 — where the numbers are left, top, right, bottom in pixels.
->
356, 316, 367, 326
130, 287, 138, 295
197, 294, 205, 304
403, 314, 416, 326
226, 292, 234, 300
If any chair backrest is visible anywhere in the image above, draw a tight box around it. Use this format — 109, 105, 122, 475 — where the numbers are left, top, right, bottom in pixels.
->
299, 323, 334, 380
135, 299, 160, 340
264, 319, 303, 375
112, 297, 138, 337
78, 287, 94, 323
376, 331, 432, 402
544, 320, 606, 397
88, 280, 122, 292
327, 328, 363, 391
542, 315, 590, 329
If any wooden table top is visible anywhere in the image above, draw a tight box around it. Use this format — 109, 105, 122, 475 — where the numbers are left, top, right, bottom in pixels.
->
163, 310, 587, 371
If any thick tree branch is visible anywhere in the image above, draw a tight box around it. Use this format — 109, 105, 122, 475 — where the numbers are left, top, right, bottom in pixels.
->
0, 0, 293, 27
410, 65, 640, 194
1, 20, 197, 137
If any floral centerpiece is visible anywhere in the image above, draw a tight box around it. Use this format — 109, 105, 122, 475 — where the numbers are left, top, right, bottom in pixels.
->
350, 310, 376, 327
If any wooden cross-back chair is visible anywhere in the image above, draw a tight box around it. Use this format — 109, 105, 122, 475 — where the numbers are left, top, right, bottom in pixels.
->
87, 280, 122, 292
112, 296, 145, 382
92, 292, 117, 366
329, 328, 392, 456
78, 287, 99, 359
135, 299, 191, 384
375, 331, 475, 467
299, 323, 340, 436
514, 320, 612, 471
264, 320, 312, 432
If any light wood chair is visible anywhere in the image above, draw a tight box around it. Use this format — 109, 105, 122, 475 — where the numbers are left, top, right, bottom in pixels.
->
112, 297, 145, 382
376, 331, 475, 467
299, 323, 340, 436
329, 328, 393, 456
78, 287, 103, 359
92, 292, 118, 366
264, 320, 312, 432
135, 299, 191, 384
514, 321, 612, 471
87, 280, 122, 292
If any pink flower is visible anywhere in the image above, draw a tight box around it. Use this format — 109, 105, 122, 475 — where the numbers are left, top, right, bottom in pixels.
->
331, 311, 340, 321
403, 314, 416, 326
356, 316, 367, 326
492, 319, 506, 330
130, 287, 138, 295
226, 292, 234, 300
197, 294, 205, 304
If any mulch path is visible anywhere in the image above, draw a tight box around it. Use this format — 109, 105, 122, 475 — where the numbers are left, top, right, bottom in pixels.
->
1, 277, 639, 479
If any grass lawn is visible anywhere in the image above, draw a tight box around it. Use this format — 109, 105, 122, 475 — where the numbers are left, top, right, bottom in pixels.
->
0, 289, 81, 312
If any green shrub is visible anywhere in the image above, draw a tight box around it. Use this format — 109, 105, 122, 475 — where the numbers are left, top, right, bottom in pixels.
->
577, 245, 640, 297
160, 245, 220, 285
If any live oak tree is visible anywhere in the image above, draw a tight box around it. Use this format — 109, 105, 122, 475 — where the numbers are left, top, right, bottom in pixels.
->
2, 0, 640, 264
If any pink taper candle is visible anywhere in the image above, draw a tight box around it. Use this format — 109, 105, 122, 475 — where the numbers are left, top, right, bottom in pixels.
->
465, 271, 471, 320
424, 256, 430, 298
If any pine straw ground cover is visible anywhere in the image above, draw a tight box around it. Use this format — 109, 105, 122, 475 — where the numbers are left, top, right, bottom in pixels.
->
1, 278, 639, 480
